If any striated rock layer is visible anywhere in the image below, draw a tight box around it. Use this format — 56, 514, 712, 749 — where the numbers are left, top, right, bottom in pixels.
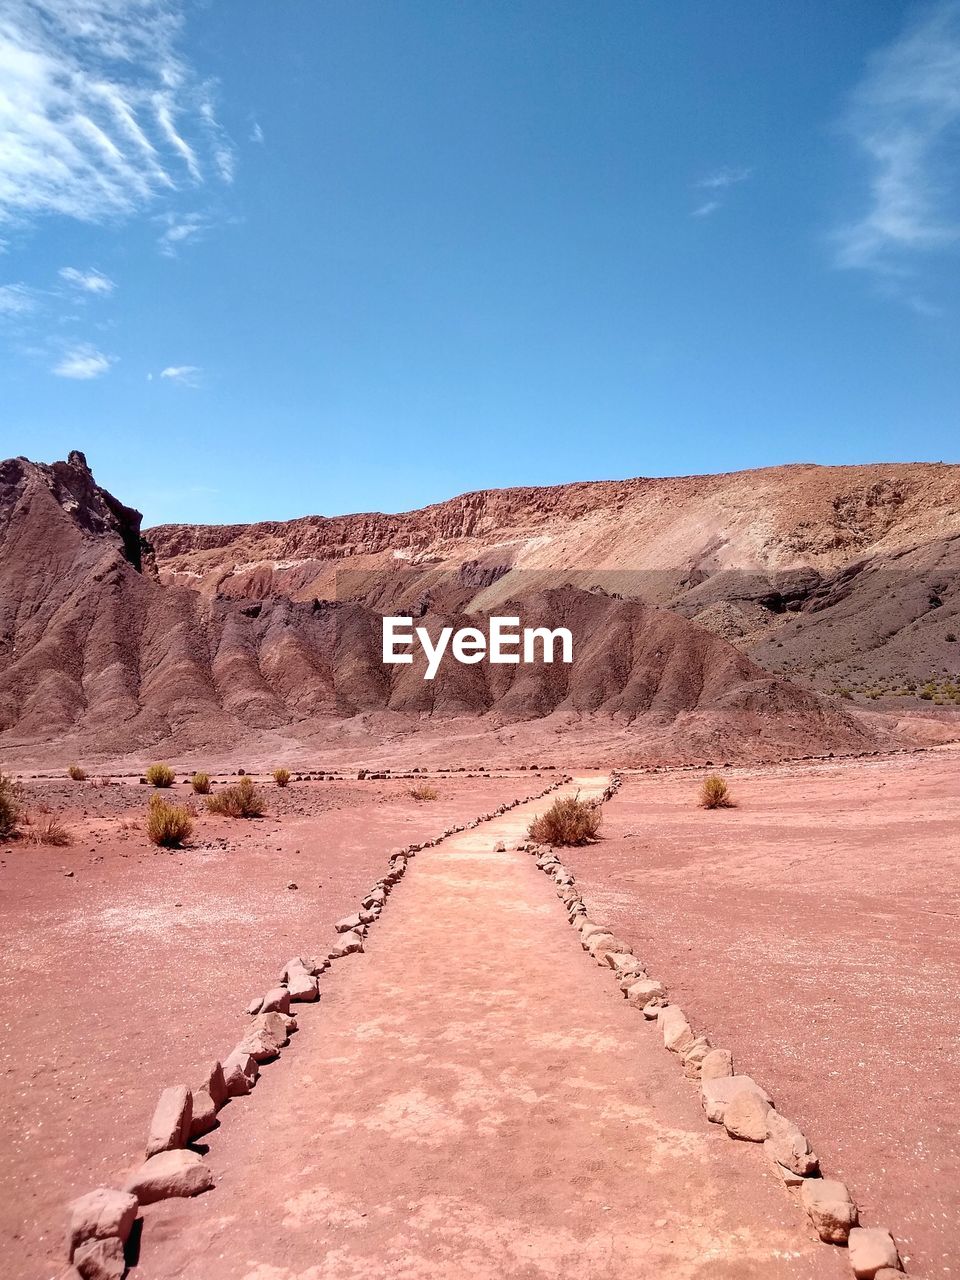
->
0, 453, 878, 763
149, 462, 960, 691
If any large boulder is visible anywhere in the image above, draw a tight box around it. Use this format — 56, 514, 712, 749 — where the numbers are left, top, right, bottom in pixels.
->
723, 1089, 771, 1141
800, 1177, 858, 1243
145, 1086, 192, 1158
222, 1048, 259, 1095
847, 1228, 901, 1278
658, 1006, 696, 1055
764, 1112, 818, 1176
123, 1150, 214, 1205
330, 929, 364, 958
73, 1236, 126, 1280
700, 1048, 734, 1080
66, 1188, 138, 1260
701, 1075, 771, 1125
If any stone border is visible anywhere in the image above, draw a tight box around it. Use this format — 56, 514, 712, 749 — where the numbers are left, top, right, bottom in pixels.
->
60, 773, 572, 1280
526, 772, 904, 1280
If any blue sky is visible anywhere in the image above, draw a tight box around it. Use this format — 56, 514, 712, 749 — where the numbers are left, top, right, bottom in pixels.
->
0, 0, 958, 526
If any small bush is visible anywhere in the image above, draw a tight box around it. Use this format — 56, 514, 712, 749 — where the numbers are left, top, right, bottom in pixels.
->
528, 793, 602, 846
24, 815, 72, 847
408, 782, 439, 801
0, 775, 21, 841
191, 771, 211, 795
272, 768, 291, 788
699, 774, 735, 810
67, 764, 86, 782
206, 775, 265, 818
146, 793, 193, 847
145, 762, 175, 788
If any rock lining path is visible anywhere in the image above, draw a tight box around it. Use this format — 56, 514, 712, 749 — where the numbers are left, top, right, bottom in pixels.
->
134, 775, 843, 1280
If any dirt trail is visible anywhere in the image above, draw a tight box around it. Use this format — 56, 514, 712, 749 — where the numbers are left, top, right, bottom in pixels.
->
133, 776, 842, 1280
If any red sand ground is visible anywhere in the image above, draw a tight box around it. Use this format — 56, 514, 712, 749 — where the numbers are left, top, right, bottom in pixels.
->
0, 774, 535, 1280
131, 777, 842, 1280
564, 749, 960, 1279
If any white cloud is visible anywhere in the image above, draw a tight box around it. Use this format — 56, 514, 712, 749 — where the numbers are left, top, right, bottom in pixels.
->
53, 343, 114, 378
696, 166, 753, 190
691, 200, 720, 218
0, 0, 235, 226
250, 121, 264, 144
59, 266, 115, 294
156, 210, 209, 255
159, 363, 201, 386
835, 1, 960, 275
0, 282, 37, 314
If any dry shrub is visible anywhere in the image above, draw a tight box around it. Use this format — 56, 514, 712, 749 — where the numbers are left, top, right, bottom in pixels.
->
408, 782, 439, 801
23, 815, 72, 846
0, 775, 21, 841
272, 768, 291, 788
191, 771, 211, 795
67, 764, 86, 781
145, 762, 175, 788
528, 793, 601, 846
699, 774, 735, 809
206, 775, 265, 818
146, 793, 194, 847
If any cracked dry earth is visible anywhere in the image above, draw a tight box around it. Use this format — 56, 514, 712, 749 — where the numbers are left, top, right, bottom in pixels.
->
134, 776, 843, 1280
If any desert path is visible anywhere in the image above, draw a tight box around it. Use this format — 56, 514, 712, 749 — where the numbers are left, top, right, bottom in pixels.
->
134, 775, 842, 1280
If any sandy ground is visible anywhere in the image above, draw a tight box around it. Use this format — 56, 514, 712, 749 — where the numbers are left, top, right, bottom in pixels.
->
564, 749, 960, 1279
130, 776, 840, 1280
0, 774, 538, 1280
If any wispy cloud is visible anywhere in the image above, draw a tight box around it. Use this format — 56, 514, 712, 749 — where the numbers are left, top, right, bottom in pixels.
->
690, 166, 752, 217
696, 166, 753, 191
0, 282, 38, 315
834, 1, 960, 280
0, 0, 235, 226
59, 267, 115, 294
158, 363, 201, 386
249, 121, 264, 145
53, 343, 114, 379
156, 210, 210, 256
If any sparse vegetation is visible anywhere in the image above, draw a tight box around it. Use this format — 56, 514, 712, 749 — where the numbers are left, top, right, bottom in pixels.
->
191, 771, 211, 794
408, 782, 439, 801
206, 775, 265, 818
528, 793, 602, 846
67, 764, 86, 781
0, 774, 21, 841
145, 762, 175, 788
272, 768, 291, 788
146, 793, 193, 847
699, 774, 735, 810
23, 815, 72, 846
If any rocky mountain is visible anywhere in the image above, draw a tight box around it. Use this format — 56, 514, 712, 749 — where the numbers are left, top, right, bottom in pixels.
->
149, 462, 960, 694
0, 452, 879, 764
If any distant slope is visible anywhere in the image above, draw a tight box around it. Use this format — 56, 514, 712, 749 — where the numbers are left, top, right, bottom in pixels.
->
148, 463, 960, 690
0, 453, 877, 762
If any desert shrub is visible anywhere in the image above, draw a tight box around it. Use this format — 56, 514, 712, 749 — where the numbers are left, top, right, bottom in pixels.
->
146, 793, 193, 847
272, 768, 291, 788
67, 764, 86, 781
528, 793, 602, 846
947, 632, 957, 643
23, 815, 72, 846
191, 771, 211, 795
0, 775, 21, 841
408, 782, 439, 801
145, 762, 175, 788
206, 775, 265, 818
699, 774, 735, 809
